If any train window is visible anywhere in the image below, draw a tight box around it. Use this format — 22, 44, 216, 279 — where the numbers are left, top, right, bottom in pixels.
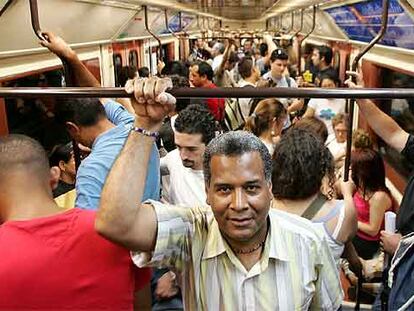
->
380, 69, 414, 179
113, 53, 123, 87
4, 70, 70, 152
128, 50, 138, 68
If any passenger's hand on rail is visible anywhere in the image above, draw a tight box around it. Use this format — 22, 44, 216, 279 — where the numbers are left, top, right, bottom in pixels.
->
157, 60, 165, 75
39, 32, 76, 60
340, 180, 355, 199
380, 231, 401, 255
345, 70, 364, 88
125, 77, 176, 128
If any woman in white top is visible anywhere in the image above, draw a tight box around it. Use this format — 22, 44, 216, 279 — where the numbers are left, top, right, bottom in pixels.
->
244, 98, 287, 155
303, 76, 346, 144
271, 128, 357, 264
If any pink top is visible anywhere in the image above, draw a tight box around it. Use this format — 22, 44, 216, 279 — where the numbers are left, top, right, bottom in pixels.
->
354, 191, 388, 241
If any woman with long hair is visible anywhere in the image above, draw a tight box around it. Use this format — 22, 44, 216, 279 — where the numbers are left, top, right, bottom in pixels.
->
351, 148, 392, 259
244, 98, 287, 155
271, 128, 357, 263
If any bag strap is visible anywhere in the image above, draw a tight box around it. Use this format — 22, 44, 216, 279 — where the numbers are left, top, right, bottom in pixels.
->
286, 76, 291, 88
301, 193, 327, 220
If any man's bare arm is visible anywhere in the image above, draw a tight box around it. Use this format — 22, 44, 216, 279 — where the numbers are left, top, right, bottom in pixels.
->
262, 34, 277, 66
40, 32, 100, 88
345, 73, 409, 152
96, 77, 176, 251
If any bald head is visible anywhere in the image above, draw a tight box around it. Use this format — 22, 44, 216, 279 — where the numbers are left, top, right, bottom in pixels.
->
0, 135, 50, 182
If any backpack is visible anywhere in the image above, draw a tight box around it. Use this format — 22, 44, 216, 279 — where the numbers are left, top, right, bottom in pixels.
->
223, 98, 245, 131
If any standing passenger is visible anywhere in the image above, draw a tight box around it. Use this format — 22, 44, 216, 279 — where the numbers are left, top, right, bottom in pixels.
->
262, 49, 304, 115
244, 98, 287, 155
351, 149, 392, 260
237, 57, 261, 119
161, 104, 216, 206
346, 73, 414, 309
0, 135, 150, 310
271, 128, 357, 264
40, 32, 160, 210
189, 62, 225, 122
95, 77, 343, 310
311, 45, 339, 86
154, 104, 217, 311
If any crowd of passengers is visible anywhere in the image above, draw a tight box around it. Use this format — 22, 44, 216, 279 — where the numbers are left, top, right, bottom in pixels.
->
1, 31, 413, 311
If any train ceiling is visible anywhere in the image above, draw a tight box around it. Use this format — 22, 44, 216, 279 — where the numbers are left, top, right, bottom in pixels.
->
0, 0, 413, 57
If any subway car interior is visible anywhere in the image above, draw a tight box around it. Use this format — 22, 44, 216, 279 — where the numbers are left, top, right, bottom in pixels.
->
1, 0, 414, 310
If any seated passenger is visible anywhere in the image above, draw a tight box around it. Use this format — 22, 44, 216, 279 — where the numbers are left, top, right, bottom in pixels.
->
271, 128, 357, 264
303, 75, 345, 144
327, 113, 348, 167
0, 135, 150, 309
351, 148, 392, 260
189, 62, 225, 122
41, 33, 160, 210
96, 77, 343, 310
244, 98, 287, 155
161, 104, 216, 206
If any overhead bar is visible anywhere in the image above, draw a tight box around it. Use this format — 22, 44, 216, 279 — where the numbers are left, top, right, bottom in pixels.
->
1, 87, 413, 99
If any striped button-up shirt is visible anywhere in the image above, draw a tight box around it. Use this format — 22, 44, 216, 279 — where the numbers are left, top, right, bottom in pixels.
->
133, 201, 342, 310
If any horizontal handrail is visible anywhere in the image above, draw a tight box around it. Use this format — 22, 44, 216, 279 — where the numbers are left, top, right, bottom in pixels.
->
0, 87, 414, 99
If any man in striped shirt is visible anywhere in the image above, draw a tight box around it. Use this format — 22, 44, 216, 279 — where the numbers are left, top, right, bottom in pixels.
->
96, 77, 343, 310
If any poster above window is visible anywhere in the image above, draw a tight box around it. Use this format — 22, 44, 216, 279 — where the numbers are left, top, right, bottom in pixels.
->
326, 0, 414, 49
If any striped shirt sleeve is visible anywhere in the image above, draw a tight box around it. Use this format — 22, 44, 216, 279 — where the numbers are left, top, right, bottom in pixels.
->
131, 201, 208, 272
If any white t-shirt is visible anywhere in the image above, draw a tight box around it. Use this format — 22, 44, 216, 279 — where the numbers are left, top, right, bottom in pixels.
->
307, 98, 346, 143
160, 149, 207, 207
238, 79, 256, 119
212, 54, 224, 71
327, 140, 346, 161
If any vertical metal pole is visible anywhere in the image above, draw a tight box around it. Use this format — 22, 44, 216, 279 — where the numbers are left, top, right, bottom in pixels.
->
343, 0, 389, 182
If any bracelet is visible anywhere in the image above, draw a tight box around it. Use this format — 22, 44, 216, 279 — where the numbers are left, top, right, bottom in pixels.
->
131, 126, 159, 139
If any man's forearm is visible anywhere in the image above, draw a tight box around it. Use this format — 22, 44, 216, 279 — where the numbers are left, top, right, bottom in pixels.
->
64, 54, 101, 87
96, 118, 159, 248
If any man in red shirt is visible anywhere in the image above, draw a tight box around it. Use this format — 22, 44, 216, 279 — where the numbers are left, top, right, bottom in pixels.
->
189, 61, 225, 122
0, 134, 150, 310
